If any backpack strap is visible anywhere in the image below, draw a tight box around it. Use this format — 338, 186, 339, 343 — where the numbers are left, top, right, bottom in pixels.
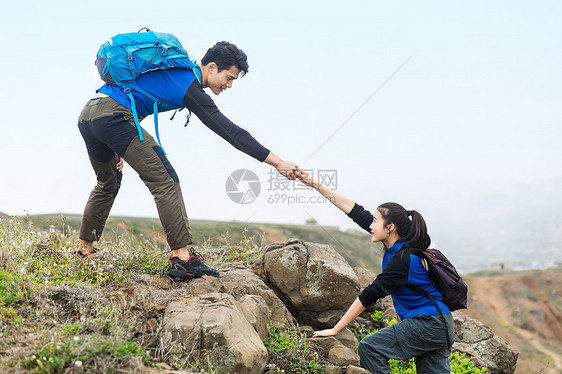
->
123, 66, 201, 155
125, 88, 144, 142
193, 65, 202, 85
407, 284, 452, 348
125, 84, 168, 154
153, 101, 165, 155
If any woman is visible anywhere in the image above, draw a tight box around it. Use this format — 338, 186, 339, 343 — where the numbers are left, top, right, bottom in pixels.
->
297, 170, 454, 374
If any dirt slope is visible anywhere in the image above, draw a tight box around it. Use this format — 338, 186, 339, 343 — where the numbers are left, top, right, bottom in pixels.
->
464, 269, 562, 374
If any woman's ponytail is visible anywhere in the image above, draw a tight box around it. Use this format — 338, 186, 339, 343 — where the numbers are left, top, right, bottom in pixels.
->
377, 203, 431, 250
406, 210, 431, 250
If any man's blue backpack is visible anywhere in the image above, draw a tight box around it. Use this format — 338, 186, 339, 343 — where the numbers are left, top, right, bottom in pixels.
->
95, 28, 201, 153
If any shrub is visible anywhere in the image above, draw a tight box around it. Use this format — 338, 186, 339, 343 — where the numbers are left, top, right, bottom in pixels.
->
219, 227, 264, 264
265, 324, 325, 373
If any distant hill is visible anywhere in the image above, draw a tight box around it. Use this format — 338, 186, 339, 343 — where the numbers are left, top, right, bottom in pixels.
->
24, 213, 383, 273
465, 269, 562, 374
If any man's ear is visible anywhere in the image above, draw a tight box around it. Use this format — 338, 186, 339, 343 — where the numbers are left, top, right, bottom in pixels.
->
207, 62, 218, 74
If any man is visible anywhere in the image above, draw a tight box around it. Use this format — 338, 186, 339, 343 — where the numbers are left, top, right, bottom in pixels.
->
76, 41, 299, 279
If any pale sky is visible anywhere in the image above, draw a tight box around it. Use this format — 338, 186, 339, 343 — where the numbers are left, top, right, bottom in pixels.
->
1, 1, 561, 270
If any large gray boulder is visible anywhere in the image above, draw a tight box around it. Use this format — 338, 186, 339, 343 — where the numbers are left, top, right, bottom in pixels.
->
182, 265, 296, 328
253, 239, 360, 327
161, 293, 268, 374
453, 312, 518, 374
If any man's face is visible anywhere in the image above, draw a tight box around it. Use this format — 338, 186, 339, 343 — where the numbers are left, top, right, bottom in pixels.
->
206, 64, 240, 95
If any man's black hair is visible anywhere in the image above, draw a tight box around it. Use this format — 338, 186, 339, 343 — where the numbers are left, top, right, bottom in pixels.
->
201, 41, 249, 77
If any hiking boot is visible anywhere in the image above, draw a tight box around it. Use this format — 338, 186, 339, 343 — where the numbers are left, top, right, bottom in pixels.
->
75, 247, 99, 256
169, 249, 219, 279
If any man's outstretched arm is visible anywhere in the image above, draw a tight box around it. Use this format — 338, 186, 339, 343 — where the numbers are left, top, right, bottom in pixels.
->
183, 81, 298, 178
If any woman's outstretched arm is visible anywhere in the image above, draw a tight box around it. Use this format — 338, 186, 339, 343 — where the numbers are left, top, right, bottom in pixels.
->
297, 170, 355, 214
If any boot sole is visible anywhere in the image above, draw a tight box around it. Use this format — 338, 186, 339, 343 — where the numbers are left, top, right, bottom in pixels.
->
169, 268, 220, 279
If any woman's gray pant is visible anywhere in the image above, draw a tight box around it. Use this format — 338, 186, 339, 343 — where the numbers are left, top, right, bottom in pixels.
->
358, 313, 454, 374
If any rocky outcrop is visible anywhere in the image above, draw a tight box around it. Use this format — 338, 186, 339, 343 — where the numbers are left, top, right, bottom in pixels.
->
181, 264, 295, 329
54, 239, 516, 373
453, 312, 519, 374
253, 239, 360, 327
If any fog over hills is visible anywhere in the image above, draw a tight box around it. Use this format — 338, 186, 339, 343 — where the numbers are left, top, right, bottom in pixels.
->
431, 177, 562, 273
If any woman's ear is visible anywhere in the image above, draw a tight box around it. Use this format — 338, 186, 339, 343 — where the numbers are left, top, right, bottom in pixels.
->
387, 223, 395, 233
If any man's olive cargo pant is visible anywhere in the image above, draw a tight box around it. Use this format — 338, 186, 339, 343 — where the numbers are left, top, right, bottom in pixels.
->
77, 95, 192, 250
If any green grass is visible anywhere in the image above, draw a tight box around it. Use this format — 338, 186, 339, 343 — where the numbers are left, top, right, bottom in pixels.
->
27, 213, 383, 272
265, 324, 325, 373
0, 216, 229, 372
0, 216, 171, 289
23, 335, 153, 374
3, 215, 327, 373
0, 270, 32, 306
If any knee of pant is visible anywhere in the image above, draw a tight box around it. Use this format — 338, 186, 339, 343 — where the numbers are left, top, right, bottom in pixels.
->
96, 176, 120, 195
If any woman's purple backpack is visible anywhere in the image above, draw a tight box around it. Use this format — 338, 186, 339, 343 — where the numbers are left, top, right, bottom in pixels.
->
408, 248, 468, 311
406, 247, 467, 348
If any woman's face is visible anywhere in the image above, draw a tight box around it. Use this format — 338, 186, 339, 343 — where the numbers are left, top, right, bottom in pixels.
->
369, 209, 389, 243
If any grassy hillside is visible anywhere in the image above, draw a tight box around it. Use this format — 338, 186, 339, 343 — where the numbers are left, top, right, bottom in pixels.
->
25, 213, 383, 272
0, 215, 485, 374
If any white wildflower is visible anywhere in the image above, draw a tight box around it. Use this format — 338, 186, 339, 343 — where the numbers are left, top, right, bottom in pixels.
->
75, 360, 83, 367
73, 336, 80, 342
